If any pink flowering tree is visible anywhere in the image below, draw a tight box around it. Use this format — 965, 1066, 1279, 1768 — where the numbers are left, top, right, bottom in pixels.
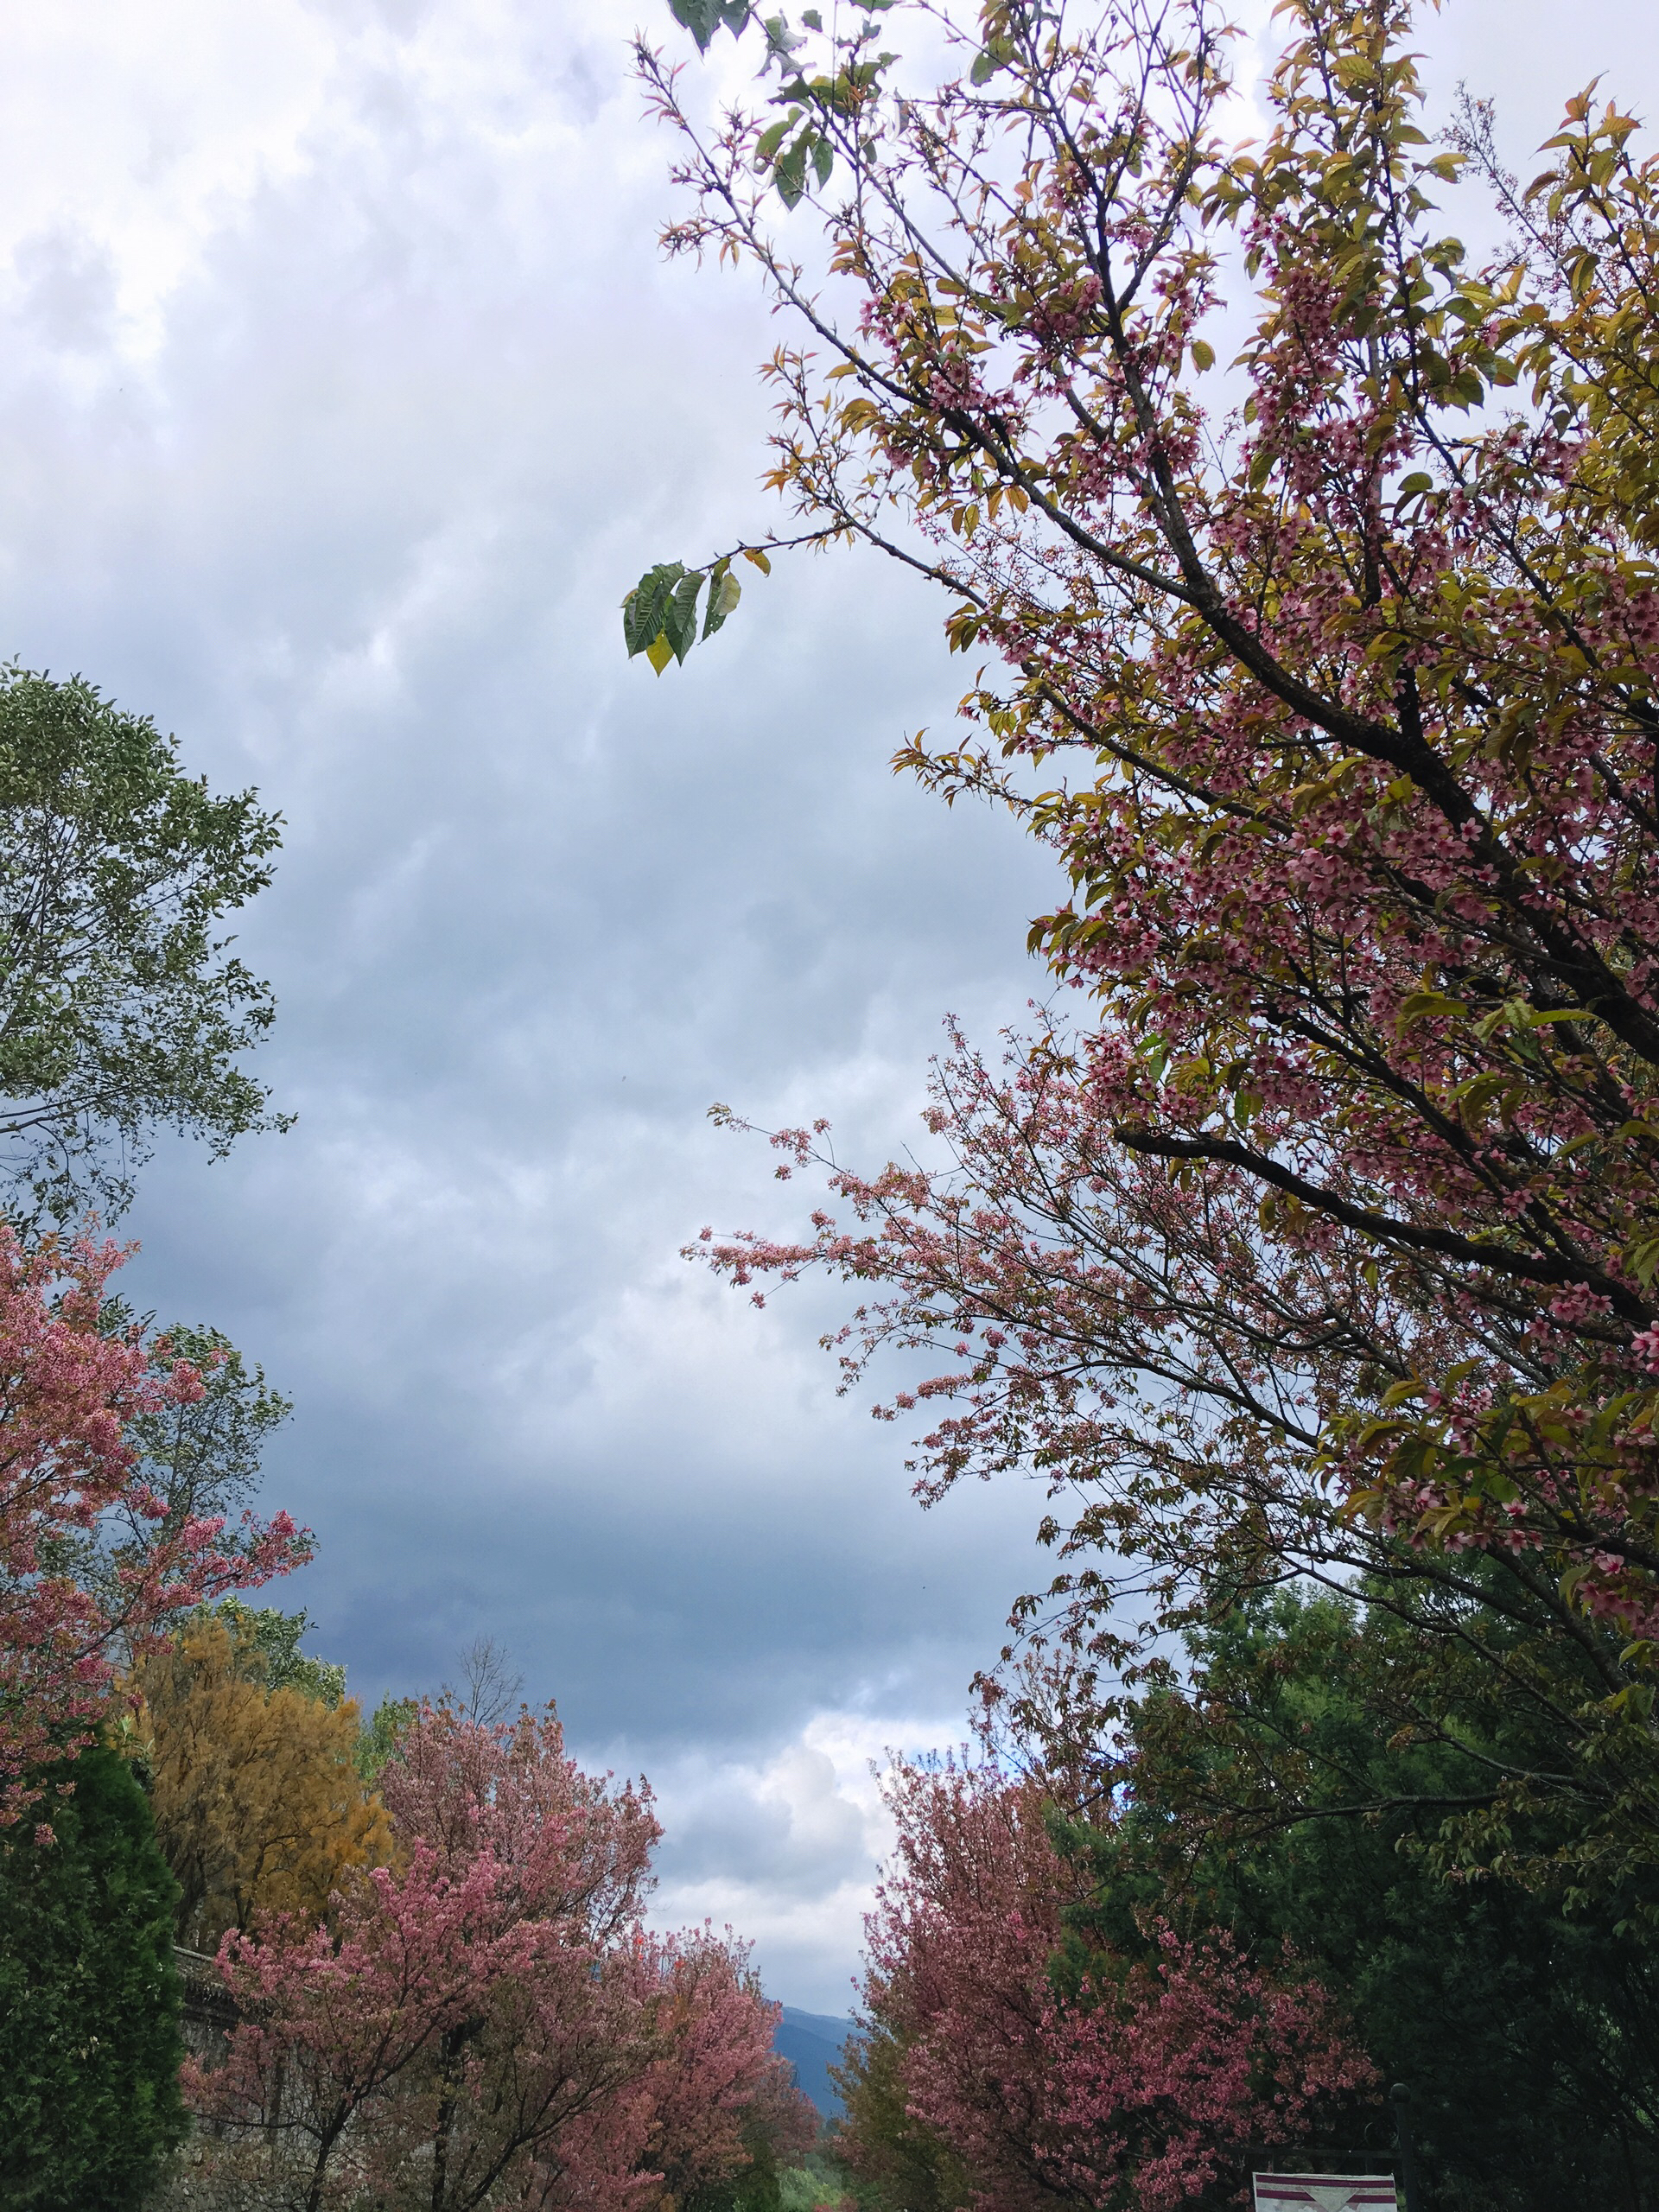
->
693, 1021, 1659, 1887
848, 1760, 1372, 2212
0, 1229, 307, 1826
189, 1701, 810, 2212
640, 1925, 817, 2205
640, 0, 1659, 1888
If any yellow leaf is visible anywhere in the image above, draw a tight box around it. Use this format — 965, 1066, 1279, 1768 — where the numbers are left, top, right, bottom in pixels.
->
1396, 989, 1470, 1026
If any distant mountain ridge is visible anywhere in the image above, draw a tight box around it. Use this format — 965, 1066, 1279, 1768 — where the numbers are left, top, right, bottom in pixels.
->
772, 2006, 855, 2120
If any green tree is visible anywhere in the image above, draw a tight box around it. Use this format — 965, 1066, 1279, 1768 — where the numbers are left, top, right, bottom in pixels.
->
778, 2150, 865, 2212
0, 663, 287, 1226
0, 1741, 187, 2209
689, 2122, 787, 2212
66, 1325, 294, 1633
831, 2028, 969, 2212
1077, 1589, 1659, 2212
213, 1597, 346, 1707
354, 1692, 418, 1784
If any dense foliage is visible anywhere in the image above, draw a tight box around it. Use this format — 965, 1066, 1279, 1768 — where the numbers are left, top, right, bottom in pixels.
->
0, 652, 308, 2189
833, 1599, 1659, 2210
356, 1689, 420, 1784
66, 1328, 296, 1635
834, 2024, 970, 2212
213, 1596, 348, 1707
0, 1740, 186, 2209
1077, 1586, 1659, 2209
0, 664, 288, 1227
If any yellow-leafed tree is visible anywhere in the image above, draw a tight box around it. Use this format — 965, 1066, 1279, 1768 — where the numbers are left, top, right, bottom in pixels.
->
133, 1616, 393, 1950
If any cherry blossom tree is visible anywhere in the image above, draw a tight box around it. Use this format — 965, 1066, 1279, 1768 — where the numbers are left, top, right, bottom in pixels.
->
642, 0, 1659, 1887
188, 1702, 809, 2212
641, 1925, 817, 2208
188, 1834, 529, 2211
0, 1229, 306, 1826
695, 1027, 1659, 1891
847, 1759, 1372, 2212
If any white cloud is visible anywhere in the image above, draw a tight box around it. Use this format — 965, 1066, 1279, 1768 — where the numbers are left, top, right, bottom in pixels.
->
646, 1709, 937, 2013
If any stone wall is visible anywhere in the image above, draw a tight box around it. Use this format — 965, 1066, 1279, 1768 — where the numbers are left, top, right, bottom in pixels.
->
148, 2139, 294, 2212
173, 1944, 238, 2065
148, 1948, 280, 2211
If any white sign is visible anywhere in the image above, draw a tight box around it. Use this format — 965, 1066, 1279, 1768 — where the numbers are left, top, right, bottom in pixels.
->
1253, 2176, 1399, 2212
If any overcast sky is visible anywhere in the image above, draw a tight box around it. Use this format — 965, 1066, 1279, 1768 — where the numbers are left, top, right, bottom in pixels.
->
0, 0, 1651, 2011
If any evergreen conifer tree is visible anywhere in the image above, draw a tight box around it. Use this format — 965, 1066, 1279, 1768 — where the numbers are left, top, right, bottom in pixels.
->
0, 1742, 187, 2209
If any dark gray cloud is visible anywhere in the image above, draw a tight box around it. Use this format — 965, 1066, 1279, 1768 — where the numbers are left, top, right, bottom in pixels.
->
0, 0, 1649, 2007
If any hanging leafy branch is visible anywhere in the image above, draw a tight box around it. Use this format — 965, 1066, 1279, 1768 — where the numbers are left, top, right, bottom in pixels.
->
621, 0, 912, 666
621, 554, 758, 675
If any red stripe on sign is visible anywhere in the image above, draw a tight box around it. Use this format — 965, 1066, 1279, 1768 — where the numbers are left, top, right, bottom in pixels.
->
1252, 2176, 1397, 2210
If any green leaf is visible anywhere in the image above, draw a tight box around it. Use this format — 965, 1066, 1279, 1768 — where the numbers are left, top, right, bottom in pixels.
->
671, 0, 750, 46
1190, 339, 1215, 372
774, 137, 809, 207
623, 563, 688, 658
668, 0, 721, 52
811, 132, 834, 187
1380, 1376, 1428, 1408
755, 117, 792, 164
969, 35, 1013, 82
1396, 988, 1469, 1027
703, 563, 742, 639
762, 13, 804, 61
625, 560, 707, 671
663, 569, 705, 664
